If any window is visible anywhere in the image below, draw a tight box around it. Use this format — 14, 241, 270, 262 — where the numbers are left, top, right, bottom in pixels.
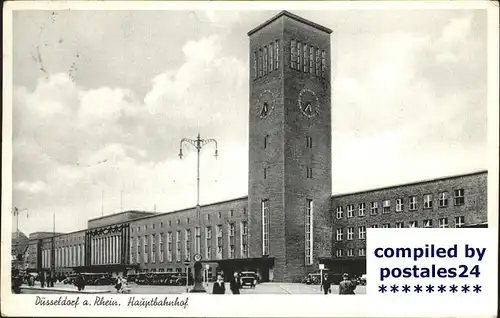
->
241, 221, 248, 258
151, 234, 156, 263
290, 40, 296, 69
439, 192, 449, 207
152, 224, 155, 230
275, 40, 279, 69
253, 52, 257, 79
264, 168, 267, 179
383, 200, 391, 213
336, 206, 344, 219
187, 218, 190, 224
371, 225, 378, 228
195, 227, 201, 255
228, 223, 235, 259
347, 204, 354, 218
216, 225, 223, 259
144, 235, 149, 263
185, 229, 191, 261
175, 231, 181, 262
395, 222, 404, 228
315, 47, 321, 75
269, 42, 274, 72
409, 196, 418, 211
258, 49, 263, 77
438, 218, 449, 228
409, 221, 418, 228
321, 51, 326, 77
455, 216, 465, 228
297, 42, 302, 70
309, 46, 314, 74
424, 194, 433, 209
176, 219, 180, 225
167, 232, 172, 262
262, 199, 270, 255
305, 199, 314, 265
370, 202, 378, 215
423, 219, 433, 228
218, 212, 222, 219
264, 135, 269, 149
158, 233, 165, 263
336, 249, 343, 257
161, 222, 164, 228
303, 44, 308, 72
306, 167, 313, 179
347, 227, 354, 240
168, 221, 171, 227
359, 248, 366, 257
347, 249, 354, 257
358, 226, 366, 240
336, 228, 343, 241
263, 46, 268, 74
454, 189, 465, 205
306, 136, 312, 148
205, 227, 212, 260
144, 225, 148, 231
137, 236, 140, 262
382, 223, 390, 228
358, 203, 366, 216
206, 214, 211, 221
243, 207, 247, 215
396, 199, 403, 212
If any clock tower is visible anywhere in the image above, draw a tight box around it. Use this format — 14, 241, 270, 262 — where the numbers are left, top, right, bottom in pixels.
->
247, 11, 333, 282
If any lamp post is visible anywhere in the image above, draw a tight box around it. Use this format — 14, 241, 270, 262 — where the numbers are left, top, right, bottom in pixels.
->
179, 133, 218, 293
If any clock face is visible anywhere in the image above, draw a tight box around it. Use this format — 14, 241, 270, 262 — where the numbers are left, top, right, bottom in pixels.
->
193, 253, 202, 262
298, 89, 320, 119
256, 90, 275, 119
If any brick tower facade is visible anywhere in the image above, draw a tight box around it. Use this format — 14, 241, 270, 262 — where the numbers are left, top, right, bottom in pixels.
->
247, 11, 333, 282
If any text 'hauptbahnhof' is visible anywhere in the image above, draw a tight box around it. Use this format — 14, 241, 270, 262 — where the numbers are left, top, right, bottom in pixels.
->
18, 11, 488, 283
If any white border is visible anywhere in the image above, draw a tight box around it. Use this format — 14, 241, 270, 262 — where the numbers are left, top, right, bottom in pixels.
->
2, 1, 499, 317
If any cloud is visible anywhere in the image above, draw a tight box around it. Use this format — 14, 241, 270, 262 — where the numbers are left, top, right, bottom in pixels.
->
14, 181, 49, 194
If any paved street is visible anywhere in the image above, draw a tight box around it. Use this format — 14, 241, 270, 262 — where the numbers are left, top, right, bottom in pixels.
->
42, 282, 366, 294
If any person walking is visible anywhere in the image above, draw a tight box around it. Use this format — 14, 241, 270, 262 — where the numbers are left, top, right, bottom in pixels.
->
230, 272, 241, 294
339, 273, 357, 295
40, 272, 45, 288
321, 274, 331, 295
212, 275, 226, 294
75, 274, 85, 291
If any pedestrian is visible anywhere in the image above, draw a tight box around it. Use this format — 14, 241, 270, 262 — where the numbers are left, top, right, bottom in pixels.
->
321, 274, 331, 295
40, 272, 45, 288
75, 274, 85, 291
230, 272, 241, 294
212, 275, 225, 294
339, 273, 357, 295
115, 276, 123, 293
12, 270, 22, 294
29, 275, 35, 287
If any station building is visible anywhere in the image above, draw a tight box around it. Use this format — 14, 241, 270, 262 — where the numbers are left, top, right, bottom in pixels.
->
26, 11, 488, 282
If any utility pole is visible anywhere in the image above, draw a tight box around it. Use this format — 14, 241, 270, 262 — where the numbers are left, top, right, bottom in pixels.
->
101, 190, 104, 216
179, 133, 218, 293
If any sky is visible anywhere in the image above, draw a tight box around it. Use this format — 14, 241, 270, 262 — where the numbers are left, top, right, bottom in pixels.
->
10, 8, 488, 235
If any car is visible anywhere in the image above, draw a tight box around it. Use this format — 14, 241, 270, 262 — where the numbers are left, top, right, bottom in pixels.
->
240, 271, 258, 288
305, 273, 321, 285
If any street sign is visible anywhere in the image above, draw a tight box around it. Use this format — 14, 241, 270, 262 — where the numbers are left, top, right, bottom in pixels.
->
193, 253, 202, 262
319, 264, 325, 270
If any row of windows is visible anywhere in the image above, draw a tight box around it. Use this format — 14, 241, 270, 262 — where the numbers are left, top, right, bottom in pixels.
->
41, 245, 85, 268
252, 40, 280, 80
263, 135, 313, 149
335, 248, 366, 258
130, 222, 249, 264
290, 39, 327, 78
335, 189, 466, 219
335, 216, 466, 241
131, 208, 247, 234
263, 166, 314, 180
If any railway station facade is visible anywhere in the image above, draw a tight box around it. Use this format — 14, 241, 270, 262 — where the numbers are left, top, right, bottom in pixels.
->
26, 11, 488, 283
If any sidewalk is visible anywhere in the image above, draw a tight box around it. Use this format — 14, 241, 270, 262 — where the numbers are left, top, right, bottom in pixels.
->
20, 285, 111, 294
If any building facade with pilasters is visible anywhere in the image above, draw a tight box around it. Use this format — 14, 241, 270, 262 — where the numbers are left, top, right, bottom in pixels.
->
25, 11, 488, 282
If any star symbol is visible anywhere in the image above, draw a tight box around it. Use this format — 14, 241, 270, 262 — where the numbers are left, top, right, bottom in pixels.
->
414, 284, 423, 293
390, 285, 399, 293
378, 284, 387, 293
402, 284, 410, 293
473, 284, 482, 293
425, 284, 434, 293
437, 284, 446, 293
461, 284, 470, 293
449, 284, 458, 293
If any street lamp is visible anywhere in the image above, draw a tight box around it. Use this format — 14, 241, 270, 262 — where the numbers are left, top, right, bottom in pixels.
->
179, 133, 218, 293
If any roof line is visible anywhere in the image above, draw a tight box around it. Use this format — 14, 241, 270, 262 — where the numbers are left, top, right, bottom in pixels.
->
247, 10, 333, 36
331, 170, 488, 198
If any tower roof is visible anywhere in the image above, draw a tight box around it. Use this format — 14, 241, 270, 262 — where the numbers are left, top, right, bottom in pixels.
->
248, 10, 333, 36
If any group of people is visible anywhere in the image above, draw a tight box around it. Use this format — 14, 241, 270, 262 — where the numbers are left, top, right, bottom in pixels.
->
321, 273, 358, 295
212, 273, 243, 294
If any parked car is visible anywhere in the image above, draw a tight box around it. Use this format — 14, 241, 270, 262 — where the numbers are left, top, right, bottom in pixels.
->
305, 273, 321, 285
171, 274, 194, 286
240, 271, 258, 288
